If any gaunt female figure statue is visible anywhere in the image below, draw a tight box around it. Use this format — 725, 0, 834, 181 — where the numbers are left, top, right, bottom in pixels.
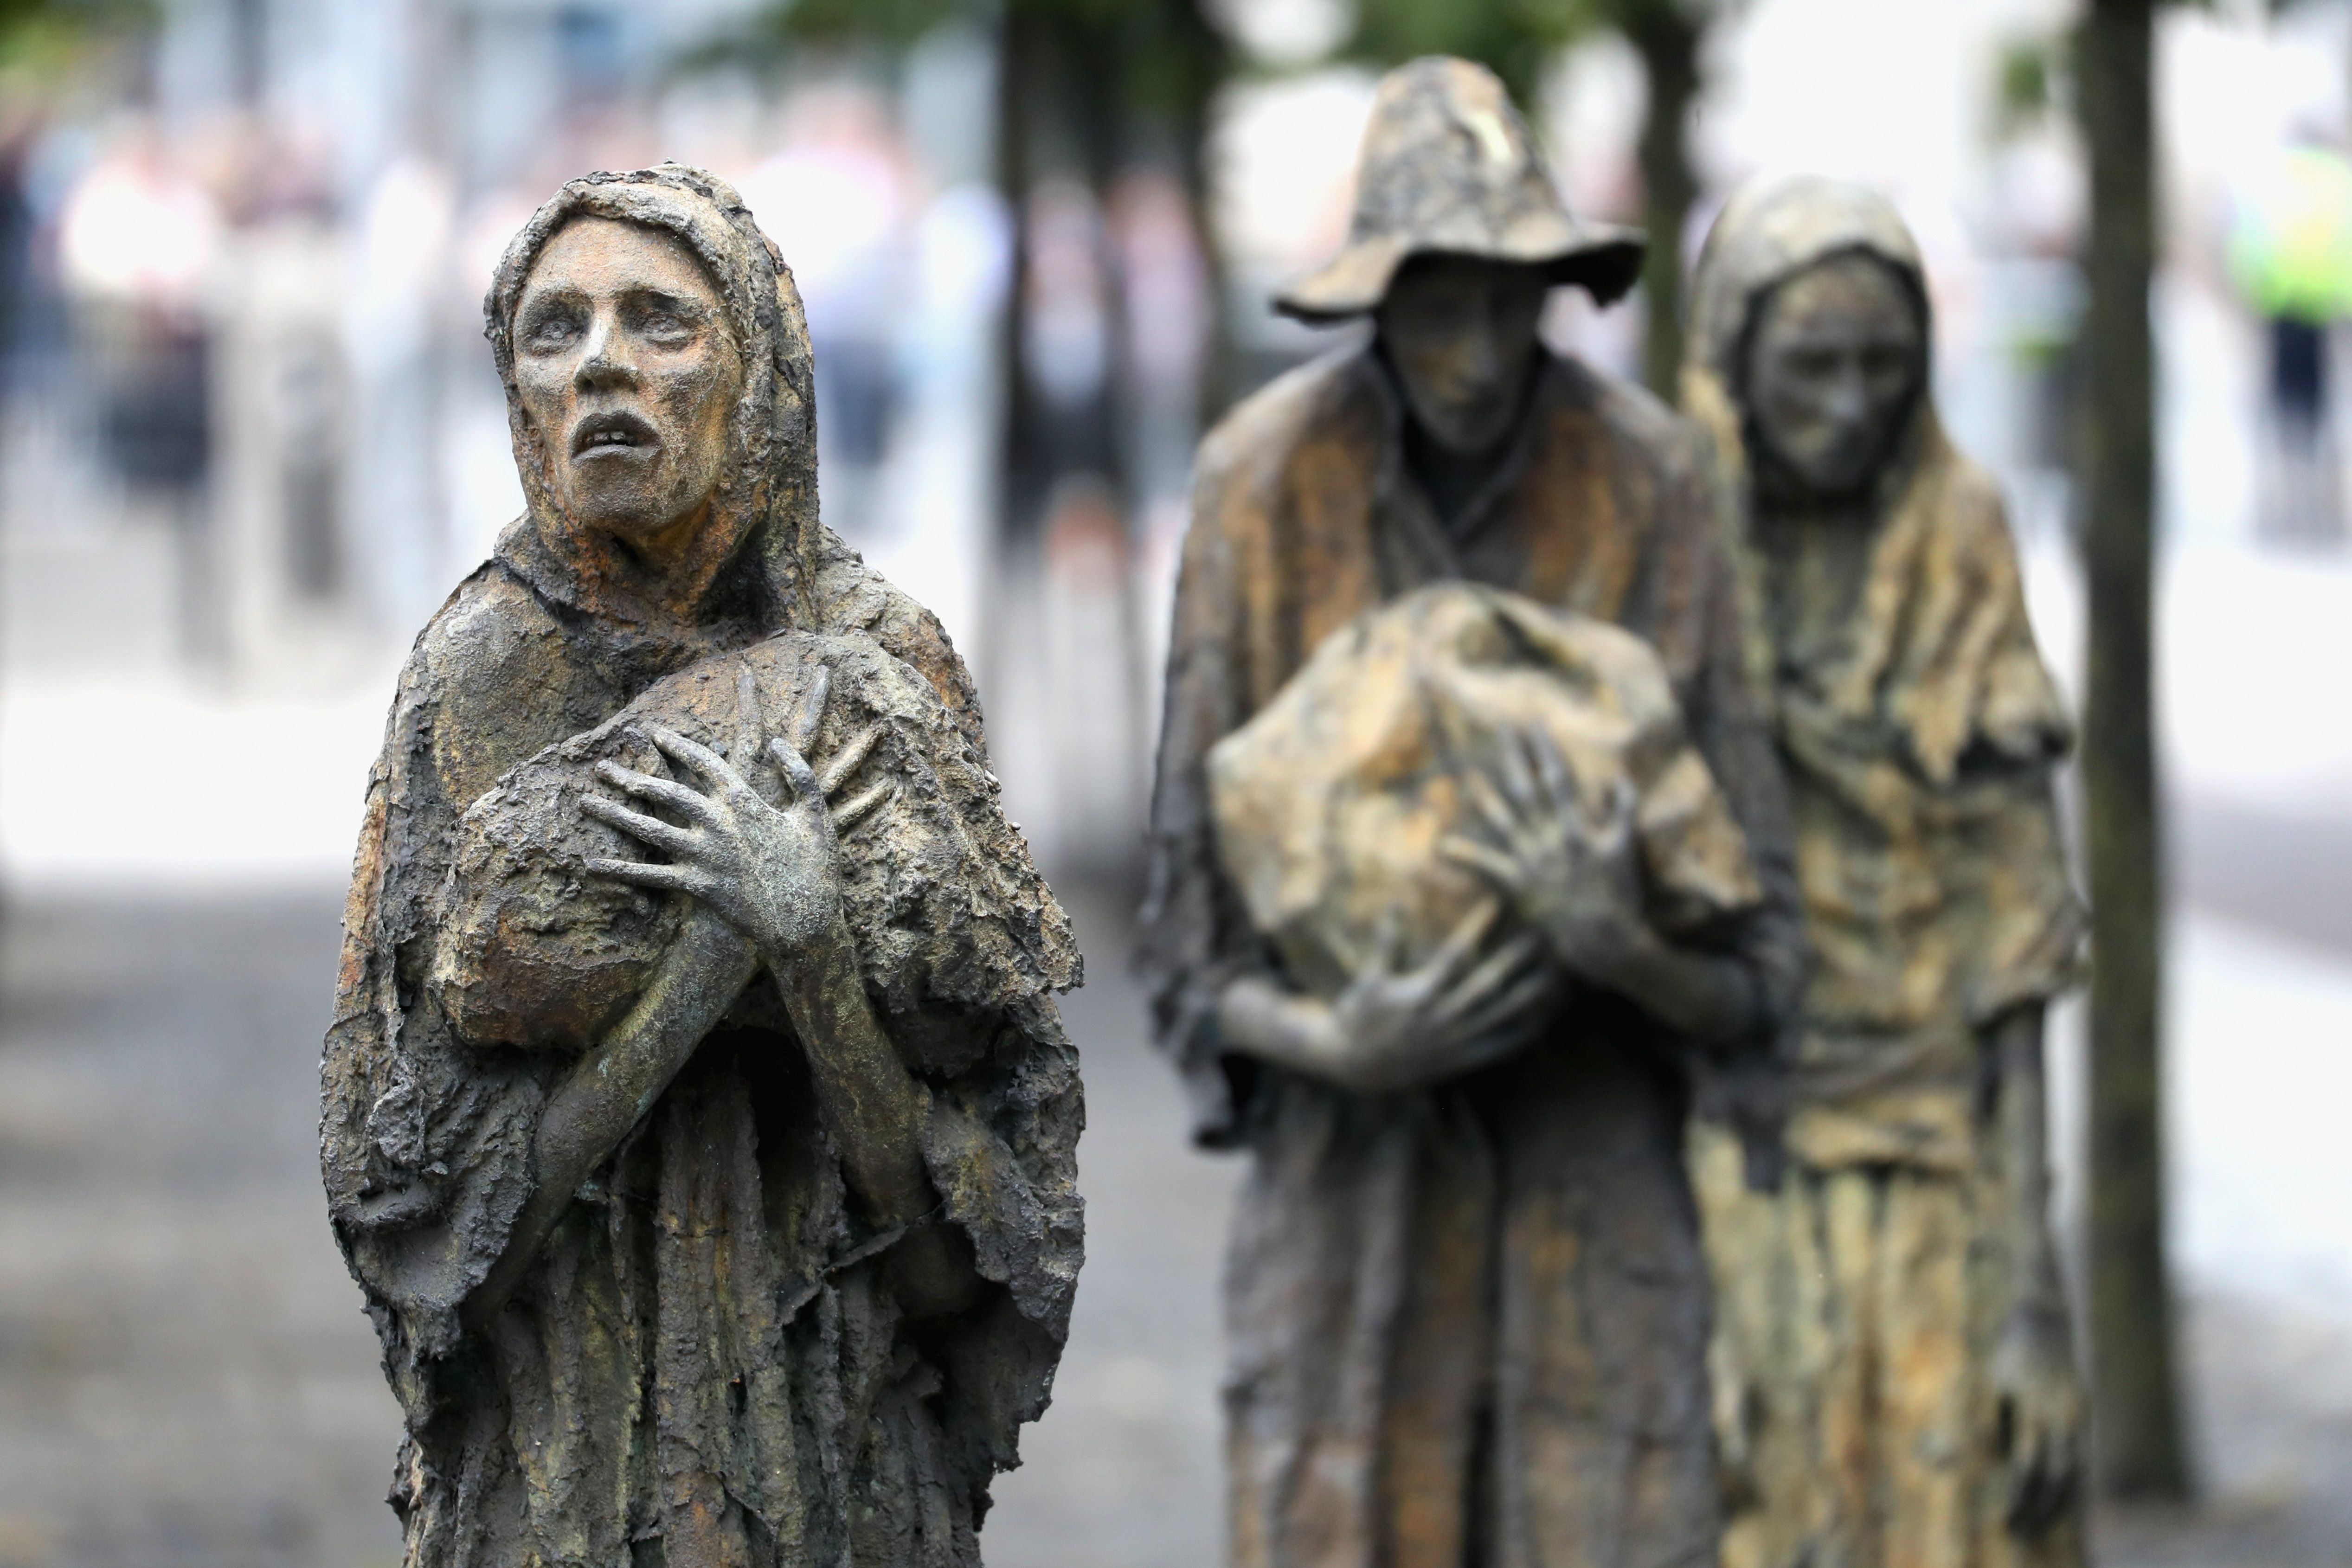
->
321, 166, 1081, 1568
1684, 176, 2087, 1568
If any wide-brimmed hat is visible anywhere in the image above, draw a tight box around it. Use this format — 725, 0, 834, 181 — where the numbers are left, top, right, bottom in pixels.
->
1275, 57, 1646, 322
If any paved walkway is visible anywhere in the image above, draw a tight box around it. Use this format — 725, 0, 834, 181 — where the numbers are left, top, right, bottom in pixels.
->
0, 883, 1247, 1568
0, 879, 2346, 1566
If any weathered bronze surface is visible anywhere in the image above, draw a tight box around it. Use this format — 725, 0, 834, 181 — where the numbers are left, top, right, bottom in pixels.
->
1682, 175, 2088, 1568
1142, 58, 1802, 1568
321, 166, 1081, 1567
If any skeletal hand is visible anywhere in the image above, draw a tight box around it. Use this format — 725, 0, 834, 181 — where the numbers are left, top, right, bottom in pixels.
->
582, 665, 895, 965
1441, 726, 1651, 990
1308, 903, 1553, 1090
1990, 1302, 2083, 1538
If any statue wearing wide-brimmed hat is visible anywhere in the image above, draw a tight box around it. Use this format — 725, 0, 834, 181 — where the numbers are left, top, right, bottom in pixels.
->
1143, 57, 1802, 1568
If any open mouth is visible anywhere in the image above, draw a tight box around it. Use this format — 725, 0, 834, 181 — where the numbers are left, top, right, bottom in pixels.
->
571, 411, 658, 458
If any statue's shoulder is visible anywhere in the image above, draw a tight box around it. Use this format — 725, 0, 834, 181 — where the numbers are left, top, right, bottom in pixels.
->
1197, 345, 1381, 496
1934, 438, 2018, 547
405, 560, 605, 807
412, 559, 568, 693
1546, 353, 1707, 479
805, 533, 986, 748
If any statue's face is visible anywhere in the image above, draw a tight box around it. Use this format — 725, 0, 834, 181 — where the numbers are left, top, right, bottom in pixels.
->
1742, 251, 1923, 501
512, 217, 744, 542
1375, 253, 1549, 456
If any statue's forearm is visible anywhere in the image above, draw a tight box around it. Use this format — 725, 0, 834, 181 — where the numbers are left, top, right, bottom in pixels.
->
465, 907, 757, 1330
1215, 972, 1535, 1093
771, 915, 980, 1317
1594, 925, 1756, 1042
770, 916, 935, 1225
1992, 1005, 2066, 1306
1216, 974, 1342, 1077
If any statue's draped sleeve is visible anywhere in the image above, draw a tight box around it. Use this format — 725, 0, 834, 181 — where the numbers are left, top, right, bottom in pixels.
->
1141, 395, 1287, 1145
321, 584, 559, 1379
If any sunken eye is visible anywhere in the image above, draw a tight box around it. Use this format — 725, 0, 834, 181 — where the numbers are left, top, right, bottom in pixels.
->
629, 298, 700, 346
520, 304, 585, 353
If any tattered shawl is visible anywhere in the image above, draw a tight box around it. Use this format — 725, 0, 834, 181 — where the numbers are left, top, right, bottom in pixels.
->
1142, 341, 1803, 1568
1682, 176, 2084, 1168
320, 167, 1080, 1567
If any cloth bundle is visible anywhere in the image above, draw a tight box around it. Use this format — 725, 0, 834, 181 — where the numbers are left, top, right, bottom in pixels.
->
1207, 581, 1761, 999
431, 628, 1066, 1054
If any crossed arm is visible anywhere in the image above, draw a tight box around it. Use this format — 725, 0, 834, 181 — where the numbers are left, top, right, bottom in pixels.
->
463, 669, 976, 1330
1215, 725, 1760, 1092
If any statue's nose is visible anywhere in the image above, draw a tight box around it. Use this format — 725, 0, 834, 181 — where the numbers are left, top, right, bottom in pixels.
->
573, 313, 638, 392
1824, 363, 1870, 425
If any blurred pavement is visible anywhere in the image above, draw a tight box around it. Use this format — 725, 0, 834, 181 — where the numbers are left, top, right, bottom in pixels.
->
0, 546, 2347, 1565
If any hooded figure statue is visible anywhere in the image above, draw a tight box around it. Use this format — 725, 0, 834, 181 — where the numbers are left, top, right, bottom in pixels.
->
1680, 176, 2087, 1568
321, 166, 1082, 1568
1143, 58, 1801, 1568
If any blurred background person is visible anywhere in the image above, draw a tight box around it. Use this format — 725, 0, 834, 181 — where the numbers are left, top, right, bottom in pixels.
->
736, 84, 911, 542
54, 114, 221, 662
2229, 127, 2352, 546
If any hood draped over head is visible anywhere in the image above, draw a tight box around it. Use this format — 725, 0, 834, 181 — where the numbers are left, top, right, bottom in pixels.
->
1682, 175, 2071, 786
485, 163, 822, 635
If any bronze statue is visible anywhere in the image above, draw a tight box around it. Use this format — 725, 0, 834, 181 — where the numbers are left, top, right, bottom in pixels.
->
1142, 58, 1802, 1568
321, 166, 1082, 1568
1681, 176, 2087, 1568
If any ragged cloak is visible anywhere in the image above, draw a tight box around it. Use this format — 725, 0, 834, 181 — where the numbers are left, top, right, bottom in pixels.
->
1142, 339, 1803, 1568
319, 166, 1081, 1568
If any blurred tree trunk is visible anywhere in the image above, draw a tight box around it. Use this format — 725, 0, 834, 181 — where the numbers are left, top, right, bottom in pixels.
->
994, 0, 1229, 536
1623, 0, 1700, 400
2077, 0, 2190, 1502
997, 6, 1044, 543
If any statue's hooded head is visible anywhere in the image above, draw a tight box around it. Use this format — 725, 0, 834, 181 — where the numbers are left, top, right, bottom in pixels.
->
1683, 177, 2074, 786
485, 165, 819, 628
1683, 176, 1933, 508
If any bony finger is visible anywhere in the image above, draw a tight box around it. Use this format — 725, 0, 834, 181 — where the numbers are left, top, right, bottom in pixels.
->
584, 857, 706, 896
792, 665, 832, 757
1436, 934, 1546, 1022
766, 736, 822, 802
592, 761, 721, 824
1529, 727, 1578, 809
818, 723, 884, 795
1449, 970, 1554, 1043
647, 725, 740, 791
581, 796, 698, 854
1440, 834, 1523, 891
731, 663, 764, 775
832, 778, 894, 829
1494, 732, 1541, 811
1462, 770, 1520, 840
1420, 898, 1502, 984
